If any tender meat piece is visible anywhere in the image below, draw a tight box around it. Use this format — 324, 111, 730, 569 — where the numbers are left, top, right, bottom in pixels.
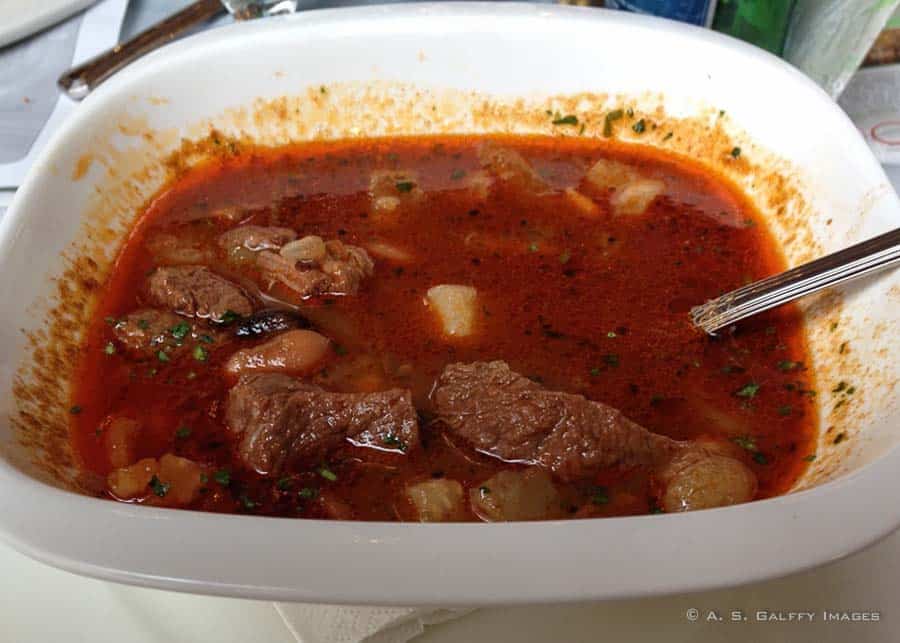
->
225, 373, 419, 475
218, 225, 297, 252
147, 265, 253, 321
433, 361, 758, 511
257, 238, 374, 299
112, 308, 216, 358
433, 361, 677, 481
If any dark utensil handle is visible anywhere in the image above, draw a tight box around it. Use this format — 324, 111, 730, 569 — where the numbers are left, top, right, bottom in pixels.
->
58, 0, 226, 101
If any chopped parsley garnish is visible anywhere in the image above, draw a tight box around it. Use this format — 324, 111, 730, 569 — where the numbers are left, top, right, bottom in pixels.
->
590, 486, 609, 505
735, 382, 760, 398
558, 250, 571, 264
239, 494, 257, 510
298, 487, 317, 500
721, 364, 745, 374
383, 434, 406, 451
395, 181, 415, 193
777, 360, 799, 371
732, 435, 758, 452
632, 119, 646, 134
528, 242, 539, 252
199, 472, 209, 484
318, 466, 338, 482
778, 405, 792, 416
69, 405, 82, 415
603, 354, 620, 367
590, 367, 601, 377
276, 477, 292, 491
217, 310, 241, 325
156, 350, 170, 363
650, 506, 665, 515
148, 475, 170, 497
752, 452, 769, 465
170, 321, 190, 342
334, 344, 348, 356
606, 331, 617, 338
603, 109, 624, 137
137, 319, 150, 330
192, 345, 208, 362
199, 334, 215, 344
450, 168, 466, 181
213, 469, 231, 485
730, 146, 742, 158
803, 454, 817, 462
103, 342, 116, 355
175, 426, 191, 439
552, 114, 579, 126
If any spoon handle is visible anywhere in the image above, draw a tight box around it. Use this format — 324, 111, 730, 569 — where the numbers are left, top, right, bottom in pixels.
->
691, 227, 900, 334
58, 0, 225, 101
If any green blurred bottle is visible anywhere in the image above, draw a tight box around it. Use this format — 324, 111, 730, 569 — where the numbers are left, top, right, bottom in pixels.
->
712, 0, 796, 55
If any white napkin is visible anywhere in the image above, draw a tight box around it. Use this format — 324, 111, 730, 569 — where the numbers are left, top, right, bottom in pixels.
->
274, 604, 473, 643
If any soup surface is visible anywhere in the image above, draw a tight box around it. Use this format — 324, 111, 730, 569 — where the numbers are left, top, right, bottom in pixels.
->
70, 135, 817, 521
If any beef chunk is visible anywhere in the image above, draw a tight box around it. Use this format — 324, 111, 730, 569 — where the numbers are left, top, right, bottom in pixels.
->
225, 373, 418, 475
257, 238, 374, 299
218, 225, 297, 253
112, 308, 217, 358
147, 265, 253, 321
432, 361, 679, 481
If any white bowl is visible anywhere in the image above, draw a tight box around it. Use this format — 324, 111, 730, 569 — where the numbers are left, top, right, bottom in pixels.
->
0, 4, 898, 605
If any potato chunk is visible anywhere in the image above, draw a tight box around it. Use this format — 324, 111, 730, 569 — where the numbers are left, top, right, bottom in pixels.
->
156, 454, 206, 506
107, 457, 159, 500
406, 479, 466, 522
661, 450, 757, 512
225, 329, 331, 377
425, 285, 478, 337
103, 417, 140, 469
470, 469, 563, 522
585, 159, 665, 216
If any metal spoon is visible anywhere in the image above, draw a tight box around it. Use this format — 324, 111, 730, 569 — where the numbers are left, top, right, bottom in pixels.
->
58, 0, 299, 100
691, 226, 900, 335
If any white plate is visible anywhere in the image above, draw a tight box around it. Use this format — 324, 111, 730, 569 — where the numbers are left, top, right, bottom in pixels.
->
0, 0, 96, 48
0, 3, 898, 605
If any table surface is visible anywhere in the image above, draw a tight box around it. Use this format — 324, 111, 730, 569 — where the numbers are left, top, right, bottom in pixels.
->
1, 3, 899, 642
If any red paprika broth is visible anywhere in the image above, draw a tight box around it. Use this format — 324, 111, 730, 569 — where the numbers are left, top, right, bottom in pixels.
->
70, 135, 816, 520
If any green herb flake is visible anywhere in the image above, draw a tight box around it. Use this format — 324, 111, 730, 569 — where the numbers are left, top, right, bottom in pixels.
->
528, 242, 539, 253
625, 107, 634, 117
170, 321, 191, 342
752, 452, 769, 465
732, 435, 758, 452
450, 168, 466, 181
298, 487, 318, 500
320, 86, 327, 94
199, 472, 209, 484
650, 507, 665, 515
833, 432, 847, 445
552, 114, 579, 126
383, 434, 406, 451
730, 146, 742, 158
239, 494, 257, 510
276, 477, 292, 491
69, 405, 82, 415
632, 118, 646, 134
803, 454, 817, 462
606, 331, 617, 338
334, 344, 348, 356
175, 426, 191, 439
830, 321, 839, 332
318, 467, 338, 482
589, 367, 601, 377
590, 486, 610, 505
578, 123, 586, 135
192, 345, 209, 362
103, 342, 116, 355
846, 386, 856, 395
199, 334, 215, 344
137, 319, 150, 330
213, 469, 231, 486
603, 109, 624, 137
156, 350, 170, 363
558, 250, 571, 264
735, 382, 760, 399
148, 475, 170, 498
777, 360, 798, 372
395, 181, 415, 193
603, 354, 620, 368
778, 405, 792, 417
217, 310, 241, 325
